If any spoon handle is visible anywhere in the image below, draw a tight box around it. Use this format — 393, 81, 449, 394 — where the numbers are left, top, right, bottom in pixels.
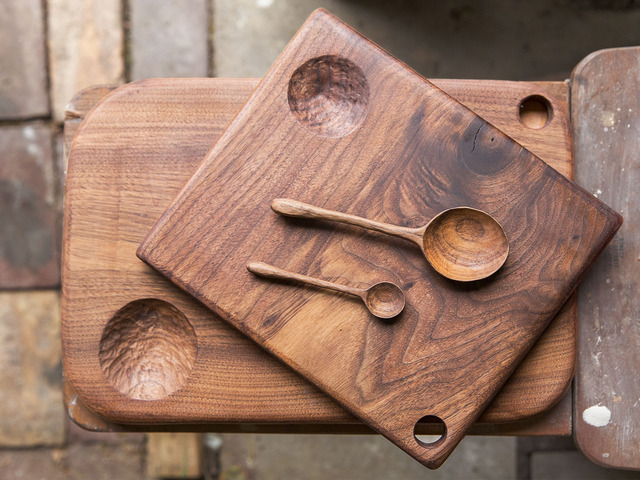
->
247, 262, 364, 298
272, 198, 423, 246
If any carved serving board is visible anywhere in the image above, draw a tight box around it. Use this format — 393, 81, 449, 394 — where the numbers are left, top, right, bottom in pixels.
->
137, 10, 621, 468
64, 78, 576, 437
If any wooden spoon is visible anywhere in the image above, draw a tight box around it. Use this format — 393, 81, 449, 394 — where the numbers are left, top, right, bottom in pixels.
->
271, 199, 509, 282
246, 261, 405, 319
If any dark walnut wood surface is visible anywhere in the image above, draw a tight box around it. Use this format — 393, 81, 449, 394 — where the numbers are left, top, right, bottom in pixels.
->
137, 10, 621, 468
64, 78, 576, 437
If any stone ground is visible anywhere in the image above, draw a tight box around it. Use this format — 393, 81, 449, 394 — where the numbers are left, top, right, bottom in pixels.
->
2, 0, 640, 478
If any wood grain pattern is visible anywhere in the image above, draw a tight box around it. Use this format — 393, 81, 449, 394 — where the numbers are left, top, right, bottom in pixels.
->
136, 10, 620, 468
63, 371, 573, 436
62, 75, 577, 438
572, 47, 640, 470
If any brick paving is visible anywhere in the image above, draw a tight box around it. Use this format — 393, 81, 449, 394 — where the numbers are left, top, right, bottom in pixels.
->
0, 291, 64, 447
47, 0, 124, 122
130, 0, 211, 79
2, 0, 640, 478
0, 421, 145, 480
0, 0, 49, 119
219, 433, 516, 480
0, 124, 59, 288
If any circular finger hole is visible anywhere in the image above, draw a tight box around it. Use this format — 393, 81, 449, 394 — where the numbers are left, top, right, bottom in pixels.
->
414, 415, 447, 446
518, 95, 552, 129
99, 299, 197, 400
288, 55, 370, 137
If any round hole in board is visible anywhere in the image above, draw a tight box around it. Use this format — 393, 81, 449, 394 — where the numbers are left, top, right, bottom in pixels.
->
99, 299, 197, 400
414, 415, 447, 446
518, 95, 552, 129
287, 55, 370, 138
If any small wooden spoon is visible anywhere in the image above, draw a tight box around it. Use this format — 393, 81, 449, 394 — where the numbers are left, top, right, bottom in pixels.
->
247, 261, 405, 319
272, 199, 509, 282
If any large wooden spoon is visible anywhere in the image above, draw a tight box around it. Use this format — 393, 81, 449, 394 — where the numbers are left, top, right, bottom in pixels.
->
272, 199, 509, 282
247, 261, 405, 319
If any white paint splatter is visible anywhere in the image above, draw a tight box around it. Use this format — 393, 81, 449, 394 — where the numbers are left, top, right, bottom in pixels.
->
256, 0, 273, 7
583, 405, 611, 427
604, 127, 609, 132
236, 14, 247, 29
601, 111, 615, 127
606, 278, 611, 284
593, 351, 602, 366
603, 453, 610, 458
27, 143, 40, 156
22, 125, 36, 140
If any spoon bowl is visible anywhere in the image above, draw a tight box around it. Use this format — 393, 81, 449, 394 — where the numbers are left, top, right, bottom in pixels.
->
422, 207, 509, 282
364, 281, 406, 319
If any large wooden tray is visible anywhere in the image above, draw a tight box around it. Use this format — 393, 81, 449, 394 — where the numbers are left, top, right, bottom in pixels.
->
62, 75, 578, 436
136, 11, 621, 468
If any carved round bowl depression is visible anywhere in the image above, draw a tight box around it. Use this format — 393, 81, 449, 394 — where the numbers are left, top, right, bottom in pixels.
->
288, 55, 370, 138
99, 299, 197, 401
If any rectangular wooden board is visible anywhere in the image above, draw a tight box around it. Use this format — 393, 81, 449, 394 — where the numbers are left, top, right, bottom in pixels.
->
63, 78, 575, 438
572, 46, 640, 470
137, 10, 621, 468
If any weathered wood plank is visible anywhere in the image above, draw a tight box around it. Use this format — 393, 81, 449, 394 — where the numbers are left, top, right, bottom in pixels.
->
572, 46, 640, 471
